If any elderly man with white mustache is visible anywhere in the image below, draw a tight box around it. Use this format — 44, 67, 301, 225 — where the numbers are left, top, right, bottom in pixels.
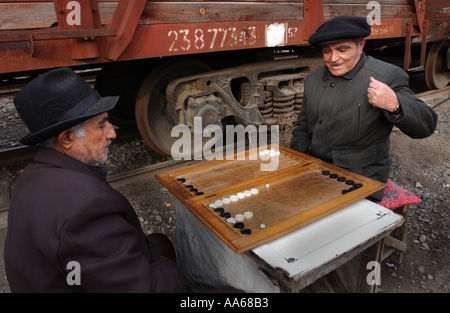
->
5, 67, 187, 293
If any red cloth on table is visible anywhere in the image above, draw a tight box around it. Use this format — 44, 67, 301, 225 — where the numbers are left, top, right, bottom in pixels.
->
375, 180, 421, 210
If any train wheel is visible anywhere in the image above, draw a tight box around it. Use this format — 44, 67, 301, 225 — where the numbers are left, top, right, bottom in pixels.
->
425, 40, 450, 89
135, 58, 213, 157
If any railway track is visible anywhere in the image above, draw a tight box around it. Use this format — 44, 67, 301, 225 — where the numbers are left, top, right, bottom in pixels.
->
0, 75, 97, 98
0, 127, 140, 165
0, 84, 449, 214
414, 86, 450, 109
2, 85, 449, 166
1, 84, 447, 214
0, 155, 198, 203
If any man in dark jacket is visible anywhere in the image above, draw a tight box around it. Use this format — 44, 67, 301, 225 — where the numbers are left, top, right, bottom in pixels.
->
4, 67, 187, 292
290, 15, 438, 200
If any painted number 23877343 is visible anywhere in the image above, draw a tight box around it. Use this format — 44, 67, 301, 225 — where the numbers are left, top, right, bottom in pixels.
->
168, 27, 257, 52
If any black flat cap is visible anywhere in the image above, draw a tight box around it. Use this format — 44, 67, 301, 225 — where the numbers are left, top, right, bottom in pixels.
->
309, 15, 371, 46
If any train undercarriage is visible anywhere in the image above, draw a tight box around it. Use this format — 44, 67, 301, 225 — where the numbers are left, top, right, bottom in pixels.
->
1, 1, 450, 157
92, 38, 450, 157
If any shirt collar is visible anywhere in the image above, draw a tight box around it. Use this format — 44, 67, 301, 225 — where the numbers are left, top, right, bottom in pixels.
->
323, 52, 367, 81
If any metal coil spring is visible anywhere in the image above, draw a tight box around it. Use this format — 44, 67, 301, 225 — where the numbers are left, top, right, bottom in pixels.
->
259, 90, 303, 122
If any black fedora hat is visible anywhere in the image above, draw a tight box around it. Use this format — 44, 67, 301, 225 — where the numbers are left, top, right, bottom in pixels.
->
14, 67, 119, 146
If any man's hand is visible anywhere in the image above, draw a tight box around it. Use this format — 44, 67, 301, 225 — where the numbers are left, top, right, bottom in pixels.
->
367, 77, 399, 112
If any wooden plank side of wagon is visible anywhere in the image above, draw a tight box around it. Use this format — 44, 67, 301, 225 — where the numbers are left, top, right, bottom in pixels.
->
0, 0, 426, 74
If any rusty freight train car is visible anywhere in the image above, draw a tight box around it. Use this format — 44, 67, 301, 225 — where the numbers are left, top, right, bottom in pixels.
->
0, 0, 449, 156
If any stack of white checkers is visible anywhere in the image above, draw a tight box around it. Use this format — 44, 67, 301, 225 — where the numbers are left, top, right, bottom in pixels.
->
208, 188, 265, 233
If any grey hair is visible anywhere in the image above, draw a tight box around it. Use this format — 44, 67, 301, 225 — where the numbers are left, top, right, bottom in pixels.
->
353, 37, 364, 49
39, 120, 87, 148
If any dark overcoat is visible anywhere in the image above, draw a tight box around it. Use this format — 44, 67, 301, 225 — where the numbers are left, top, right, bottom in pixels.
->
4, 147, 187, 292
291, 54, 438, 199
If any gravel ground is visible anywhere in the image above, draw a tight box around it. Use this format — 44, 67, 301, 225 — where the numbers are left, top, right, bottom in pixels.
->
1, 75, 450, 293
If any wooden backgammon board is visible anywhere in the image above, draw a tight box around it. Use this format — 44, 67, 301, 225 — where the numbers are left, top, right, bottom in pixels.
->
155, 146, 386, 254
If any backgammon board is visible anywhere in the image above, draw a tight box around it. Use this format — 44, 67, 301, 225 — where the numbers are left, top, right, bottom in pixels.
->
156, 146, 386, 254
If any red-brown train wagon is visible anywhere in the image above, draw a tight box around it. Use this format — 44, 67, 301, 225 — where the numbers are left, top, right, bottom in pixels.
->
1, 0, 449, 156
